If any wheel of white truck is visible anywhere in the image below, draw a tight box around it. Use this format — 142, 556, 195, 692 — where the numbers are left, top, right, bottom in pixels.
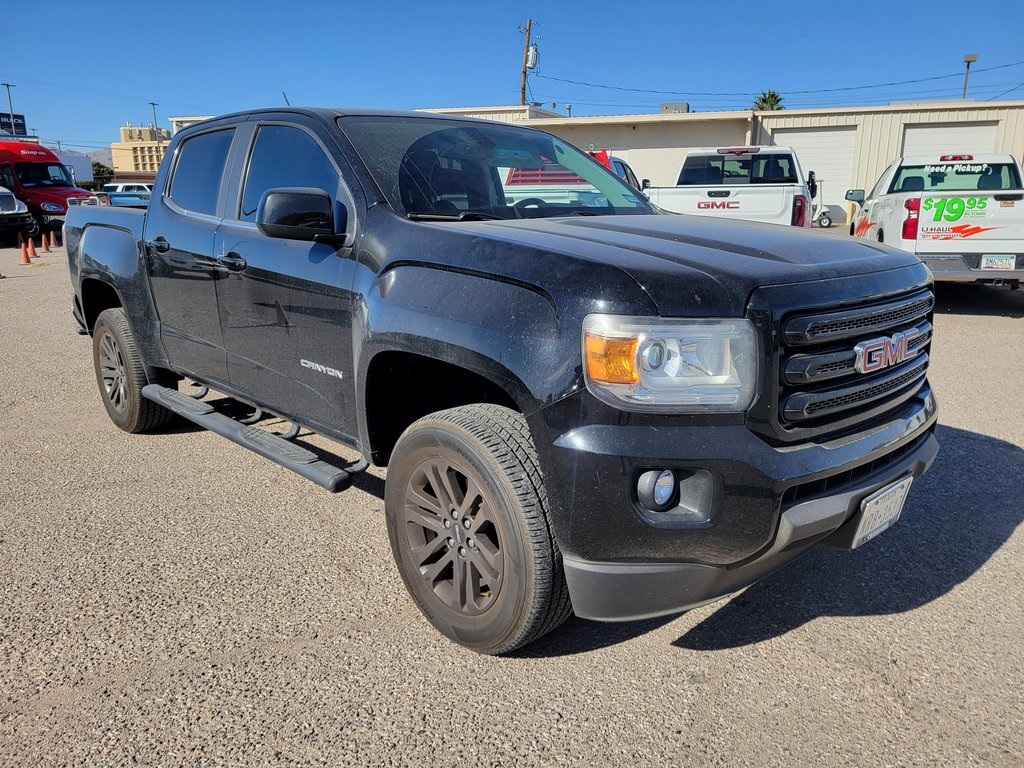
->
385, 404, 571, 654
818, 214, 832, 228
92, 308, 176, 433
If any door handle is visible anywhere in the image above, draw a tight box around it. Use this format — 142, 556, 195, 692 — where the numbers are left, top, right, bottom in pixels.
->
146, 237, 171, 254
215, 252, 248, 272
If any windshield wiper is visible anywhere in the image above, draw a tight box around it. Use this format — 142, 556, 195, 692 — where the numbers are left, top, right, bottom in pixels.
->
406, 211, 504, 221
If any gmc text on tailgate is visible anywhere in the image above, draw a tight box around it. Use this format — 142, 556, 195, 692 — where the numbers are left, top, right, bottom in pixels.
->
65, 108, 939, 653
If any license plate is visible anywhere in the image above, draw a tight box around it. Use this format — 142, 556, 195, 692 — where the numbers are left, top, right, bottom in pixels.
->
852, 476, 913, 549
980, 254, 1015, 271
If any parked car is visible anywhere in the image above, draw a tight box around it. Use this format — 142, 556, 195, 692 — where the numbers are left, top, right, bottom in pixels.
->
0, 184, 36, 241
102, 182, 153, 194
587, 149, 642, 190
643, 146, 815, 227
65, 108, 938, 654
847, 153, 1024, 287
0, 139, 93, 233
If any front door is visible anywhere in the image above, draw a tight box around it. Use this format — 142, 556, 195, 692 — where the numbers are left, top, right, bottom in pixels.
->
144, 126, 236, 384
214, 121, 361, 440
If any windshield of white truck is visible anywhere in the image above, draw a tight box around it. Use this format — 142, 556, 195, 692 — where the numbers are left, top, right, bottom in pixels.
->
889, 162, 1022, 193
677, 153, 798, 185
339, 116, 652, 219
15, 162, 75, 188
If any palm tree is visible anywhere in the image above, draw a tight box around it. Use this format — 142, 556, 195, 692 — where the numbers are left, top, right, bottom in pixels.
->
753, 90, 785, 110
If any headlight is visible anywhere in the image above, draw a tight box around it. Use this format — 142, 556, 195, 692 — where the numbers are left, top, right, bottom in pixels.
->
41, 202, 63, 212
582, 315, 758, 412
14, 199, 27, 213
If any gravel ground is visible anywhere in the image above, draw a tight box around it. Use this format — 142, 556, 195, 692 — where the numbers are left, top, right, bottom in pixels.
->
0, 241, 1021, 767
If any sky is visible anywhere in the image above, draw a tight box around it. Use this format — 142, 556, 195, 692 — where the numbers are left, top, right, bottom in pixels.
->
4, 0, 1024, 156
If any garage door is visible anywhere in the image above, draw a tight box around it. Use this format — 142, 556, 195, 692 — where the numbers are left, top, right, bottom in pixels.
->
771, 126, 856, 225
901, 123, 998, 157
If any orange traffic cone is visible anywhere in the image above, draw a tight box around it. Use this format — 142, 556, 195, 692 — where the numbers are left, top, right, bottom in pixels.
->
49, 230, 58, 250
27, 236, 37, 259
42, 232, 51, 253
18, 233, 31, 265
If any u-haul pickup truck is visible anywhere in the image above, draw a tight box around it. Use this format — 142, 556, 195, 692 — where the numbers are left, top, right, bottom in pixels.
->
642, 146, 814, 227
847, 154, 1024, 287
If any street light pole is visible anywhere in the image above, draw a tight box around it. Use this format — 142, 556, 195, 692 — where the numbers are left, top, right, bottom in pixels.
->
1, 82, 15, 135
149, 101, 161, 149
962, 54, 978, 99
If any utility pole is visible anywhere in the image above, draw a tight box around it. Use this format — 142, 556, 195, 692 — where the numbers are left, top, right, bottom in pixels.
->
1, 82, 15, 135
149, 101, 161, 150
962, 54, 978, 99
519, 19, 533, 107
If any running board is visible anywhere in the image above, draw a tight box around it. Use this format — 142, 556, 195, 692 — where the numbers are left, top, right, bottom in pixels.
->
142, 384, 352, 492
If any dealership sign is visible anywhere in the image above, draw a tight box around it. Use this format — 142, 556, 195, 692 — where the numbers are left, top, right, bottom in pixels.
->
0, 113, 27, 136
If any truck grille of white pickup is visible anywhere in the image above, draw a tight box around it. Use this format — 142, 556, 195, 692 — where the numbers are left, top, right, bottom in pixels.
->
777, 288, 934, 431
0, 192, 16, 213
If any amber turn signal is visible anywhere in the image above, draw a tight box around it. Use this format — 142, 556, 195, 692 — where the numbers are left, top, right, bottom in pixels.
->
584, 333, 640, 385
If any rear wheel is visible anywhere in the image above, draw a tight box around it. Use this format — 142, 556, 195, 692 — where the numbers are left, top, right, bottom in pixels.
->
92, 308, 176, 433
385, 404, 571, 654
818, 214, 832, 228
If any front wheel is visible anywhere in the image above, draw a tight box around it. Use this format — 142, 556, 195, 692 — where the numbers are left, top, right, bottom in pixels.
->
818, 214, 832, 228
385, 404, 571, 654
92, 308, 176, 433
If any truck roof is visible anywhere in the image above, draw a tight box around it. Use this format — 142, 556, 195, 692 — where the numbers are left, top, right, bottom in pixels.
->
900, 153, 1018, 165
684, 146, 797, 155
0, 139, 62, 164
177, 106, 505, 135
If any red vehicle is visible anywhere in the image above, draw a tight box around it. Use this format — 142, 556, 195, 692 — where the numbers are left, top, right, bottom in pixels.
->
0, 139, 92, 235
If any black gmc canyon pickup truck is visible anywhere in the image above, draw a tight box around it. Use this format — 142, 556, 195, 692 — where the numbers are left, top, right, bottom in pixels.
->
66, 108, 938, 653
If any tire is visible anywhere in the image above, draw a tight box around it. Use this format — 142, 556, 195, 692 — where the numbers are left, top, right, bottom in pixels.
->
877, 231, 885, 243
818, 215, 832, 228
25, 217, 40, 239
385, 404, 571, 654
92, 308, 176, 433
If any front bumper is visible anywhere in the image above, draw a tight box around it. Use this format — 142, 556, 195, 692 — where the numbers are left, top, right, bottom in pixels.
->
921, 254, 1024, 283
0, 212, 34, 232
40, 214, 66, 231
543, 386, 938, 621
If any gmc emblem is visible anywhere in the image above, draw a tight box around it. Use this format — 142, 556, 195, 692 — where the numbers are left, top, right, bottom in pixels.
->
854, 330, 919, 374
697, 200, 739, 209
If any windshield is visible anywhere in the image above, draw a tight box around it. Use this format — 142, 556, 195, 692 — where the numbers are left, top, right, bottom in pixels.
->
338, 116, 652, 219
889, 162, 1022, 193
15, 162, 74, 188
677, 152, 798, 185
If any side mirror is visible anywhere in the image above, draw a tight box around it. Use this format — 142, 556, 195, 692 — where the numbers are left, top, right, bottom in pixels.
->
807, 170, 818, 199
256, 187, 346, 242
641, 178, 651, 190
845, 189, 865, 204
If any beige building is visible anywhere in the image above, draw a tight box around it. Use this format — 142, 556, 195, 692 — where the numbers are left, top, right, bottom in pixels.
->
427, 101, 1024, 225
110, 123, 171, 176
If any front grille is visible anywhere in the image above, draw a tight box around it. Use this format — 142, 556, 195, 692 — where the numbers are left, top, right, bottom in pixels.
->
777, 287, 934, 433
0, 192, 15, 213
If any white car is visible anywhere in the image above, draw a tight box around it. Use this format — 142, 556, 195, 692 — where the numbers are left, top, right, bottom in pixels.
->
642, 146, 816, 227
847, 154, 1024, 286
101, 182, 153, 194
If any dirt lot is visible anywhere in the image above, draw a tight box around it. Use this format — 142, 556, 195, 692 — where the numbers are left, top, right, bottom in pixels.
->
0, 242, 1021, 766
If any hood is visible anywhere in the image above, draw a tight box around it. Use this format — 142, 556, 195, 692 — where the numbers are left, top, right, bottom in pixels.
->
449, 214, 922, 316
22, 185, 93, 212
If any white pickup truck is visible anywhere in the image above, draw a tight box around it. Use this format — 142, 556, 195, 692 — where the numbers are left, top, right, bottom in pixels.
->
847, 153, 1024, 287
642, 146, 814, 227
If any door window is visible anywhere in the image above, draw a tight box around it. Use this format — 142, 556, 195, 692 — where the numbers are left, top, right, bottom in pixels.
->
239, 125, 340, 222
168, 128, 234, 216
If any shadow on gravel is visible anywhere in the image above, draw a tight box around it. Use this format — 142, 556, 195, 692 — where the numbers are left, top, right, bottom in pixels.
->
934, 283, 1024, 318
674, 424, 1023, 650
509, 614, 678, 658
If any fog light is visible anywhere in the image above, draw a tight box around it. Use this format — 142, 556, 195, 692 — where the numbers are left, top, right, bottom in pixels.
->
638, 469, 677, 512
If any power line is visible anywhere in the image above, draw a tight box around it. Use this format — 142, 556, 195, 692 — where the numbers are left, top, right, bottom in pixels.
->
988, 81, 1024, 100
532, 59, 1024, 98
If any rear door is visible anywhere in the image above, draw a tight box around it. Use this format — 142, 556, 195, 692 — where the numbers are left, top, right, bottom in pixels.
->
144, 125, 236, 384
214, 118, 363, 439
